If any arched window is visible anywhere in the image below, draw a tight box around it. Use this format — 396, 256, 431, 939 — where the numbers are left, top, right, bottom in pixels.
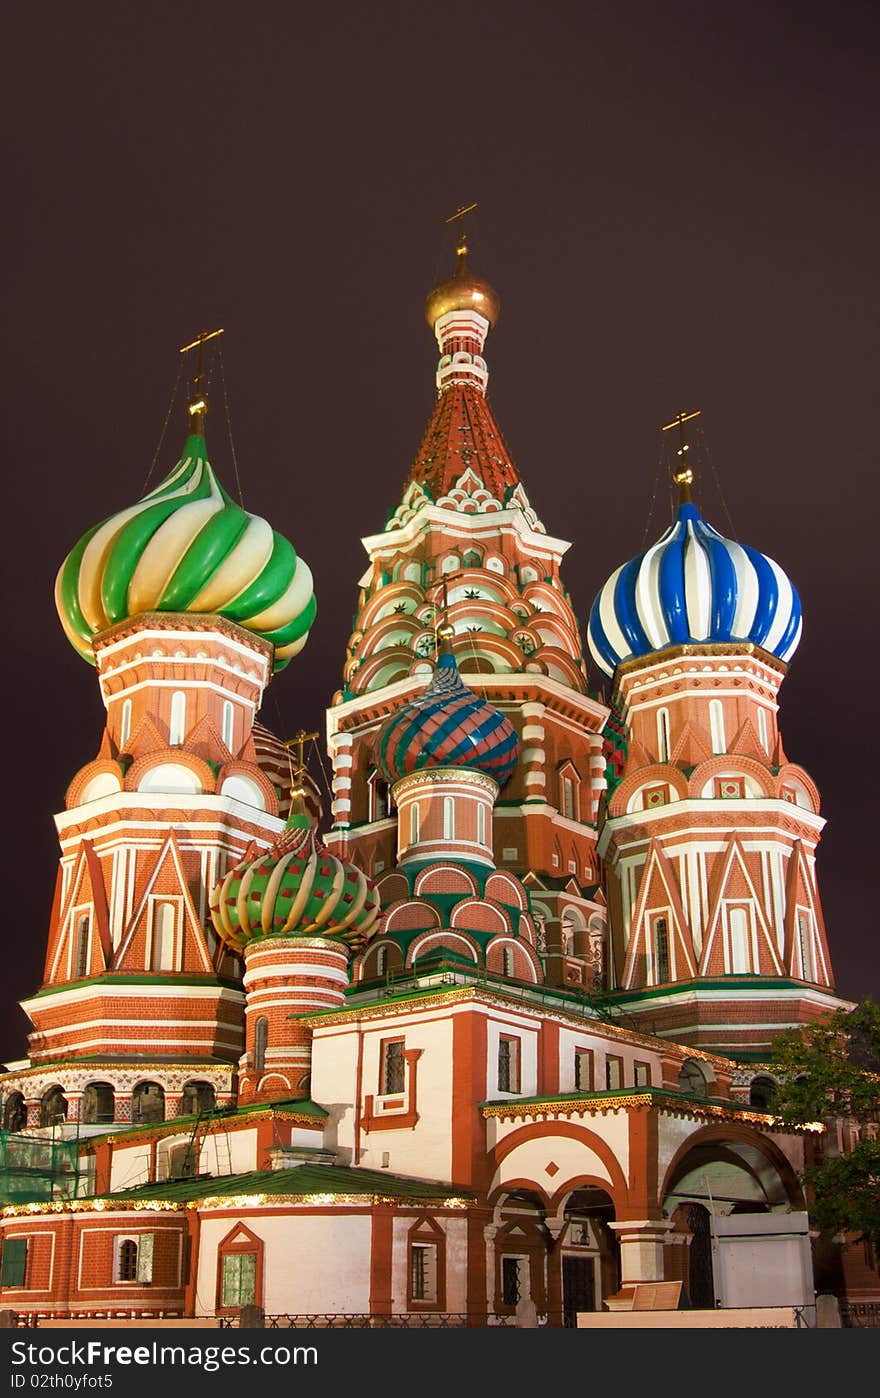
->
39, 1087, 68, 1127
119, 698, 132, 749
653, 916, 670, 984
74, 914, 90, 979
560, 774, 576, 820
728, 907, 751, 973
180, 1081, 216, 1116
462, 549, 482, 569
118, 1239, 138, 1282
709, 700, 726, 755
169, 691, 186, 745
678, 1059, 707, 1096
82, 1082, 115, 1125
254, 1017, 268, 1072
115, 1235, 153, 1283
368, 771, 390, 822
3, 1092, 26, 1131
477, 803, 486, 847
222, 701, 235, 751
410, 804, 420, 845
132, 1082, 165, 1125
749, 1075, 776, 1111
151, 903, 177, 972
443, 797, 455, 839
656, 709, 670, 763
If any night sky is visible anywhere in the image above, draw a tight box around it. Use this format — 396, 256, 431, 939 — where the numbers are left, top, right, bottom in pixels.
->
3, 2, 878, 1056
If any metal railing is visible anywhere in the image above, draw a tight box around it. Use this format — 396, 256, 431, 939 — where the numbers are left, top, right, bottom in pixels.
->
840, 1301, 880, 1328
219, 1312, 513, 1329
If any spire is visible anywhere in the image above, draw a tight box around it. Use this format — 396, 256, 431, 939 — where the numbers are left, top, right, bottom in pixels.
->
662, 408, 701, 506
179, 327, 224, 436
408, 215, 520, 502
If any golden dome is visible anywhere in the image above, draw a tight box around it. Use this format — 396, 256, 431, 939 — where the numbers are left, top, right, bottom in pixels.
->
424, 240, 500, 329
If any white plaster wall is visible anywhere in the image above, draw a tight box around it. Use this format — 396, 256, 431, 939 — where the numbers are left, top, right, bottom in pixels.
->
196, 1211, 373, 1316
485, 1012, 539, 1098
489, 1123, 626, 1201
389, 1214, 469, 1313
358, 1014, 456, 1180
556, 1026, 662, 1092
109, 1144, 152, 1191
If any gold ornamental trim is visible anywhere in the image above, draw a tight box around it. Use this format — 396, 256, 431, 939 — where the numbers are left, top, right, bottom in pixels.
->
480, 1091, 823, 1130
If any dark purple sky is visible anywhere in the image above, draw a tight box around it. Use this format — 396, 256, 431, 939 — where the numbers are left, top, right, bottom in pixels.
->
2, 2, 877, 1054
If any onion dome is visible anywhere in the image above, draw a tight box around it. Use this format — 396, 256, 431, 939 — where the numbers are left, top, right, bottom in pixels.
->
374, 650, 519, 785
425, 234, 500, 329
209, 813, 380, 953
588, 498, 803, 680
252, 721, 322, 824
55, 432, 316, 673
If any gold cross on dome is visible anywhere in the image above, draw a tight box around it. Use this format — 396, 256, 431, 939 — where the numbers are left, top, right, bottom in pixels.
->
179, 327, 224, 425
283, 729, 319, 776
662, 409, 701, 497
445, 202, 478, 258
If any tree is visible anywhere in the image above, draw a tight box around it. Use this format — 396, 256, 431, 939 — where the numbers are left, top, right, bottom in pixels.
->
770, 1000, 880, 1242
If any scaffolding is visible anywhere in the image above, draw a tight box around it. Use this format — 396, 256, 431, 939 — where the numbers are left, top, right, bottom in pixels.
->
0, 1130, 80, 1205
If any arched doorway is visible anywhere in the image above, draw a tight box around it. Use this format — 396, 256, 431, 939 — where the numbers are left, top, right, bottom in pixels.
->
39, 1086, 68, 1127
132, 1082, 165, 1125
662, 1128, 805, 1308
560, 1187, 620, 1327
82, 1082, 115, 1125
180, 1081, 216, 1116
492, 1191, 550, 1318
2, 1092, 26, 1131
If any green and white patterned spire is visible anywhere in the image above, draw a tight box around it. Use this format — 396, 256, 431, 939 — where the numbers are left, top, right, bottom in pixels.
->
55, 432, 316, 672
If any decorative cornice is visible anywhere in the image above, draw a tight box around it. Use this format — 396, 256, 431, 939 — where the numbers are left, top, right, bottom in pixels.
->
480, 1088, 822, 1129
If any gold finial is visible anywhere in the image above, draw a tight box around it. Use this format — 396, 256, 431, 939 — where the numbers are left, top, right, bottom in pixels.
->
446, 202, 478, 263
282, 728, 319, 799
179, 327, 225, 433
434, 577, 455, 653
662, 409, 701, 503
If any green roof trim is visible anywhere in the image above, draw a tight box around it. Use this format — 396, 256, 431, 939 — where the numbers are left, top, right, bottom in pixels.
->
607, 977, 825, 1003
82, 1098, 328, 1148
30, 974, 243, 999
107, 1164, 474, 1206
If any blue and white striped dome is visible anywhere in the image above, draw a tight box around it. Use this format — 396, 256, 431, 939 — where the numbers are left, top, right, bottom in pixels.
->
588, 500, 802, 680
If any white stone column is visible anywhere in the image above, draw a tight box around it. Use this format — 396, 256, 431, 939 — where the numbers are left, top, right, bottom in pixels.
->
606, 1219, 675, 1304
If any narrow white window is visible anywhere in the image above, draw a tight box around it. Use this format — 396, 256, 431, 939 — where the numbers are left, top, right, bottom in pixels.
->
797, 910, 813, 981
410, 803, 420, 845
728, 907, 750, 973
709, 700, 726, 755
757, 707, 769, 753
222, 701, 235, 751
443, 796, 455, 839
169, 691, 186, 745
477, 803, 486, 847
656, 708, 670, 763
151, 902, 176, 972
119, 698, 132, 748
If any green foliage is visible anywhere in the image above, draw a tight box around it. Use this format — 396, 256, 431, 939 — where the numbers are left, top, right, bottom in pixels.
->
770, 1000, 880, 1242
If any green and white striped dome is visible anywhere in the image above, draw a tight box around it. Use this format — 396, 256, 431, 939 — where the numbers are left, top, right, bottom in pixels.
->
55, 433, 316, 672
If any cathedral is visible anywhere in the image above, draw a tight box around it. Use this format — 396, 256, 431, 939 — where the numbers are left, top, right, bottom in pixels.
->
0, 234, 868, 1325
